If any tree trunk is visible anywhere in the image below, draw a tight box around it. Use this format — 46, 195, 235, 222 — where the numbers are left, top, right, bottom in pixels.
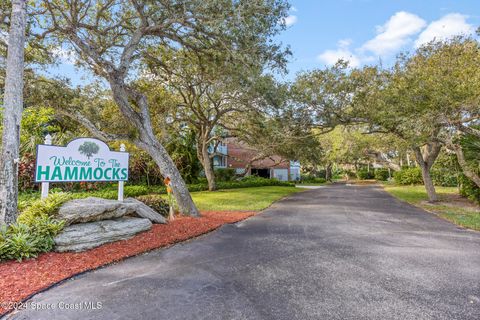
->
106, 78, 199, 217
413, 143, 441, 202
325, 163, 333, 182
452, 143, 480, 188
419, 163, 438, 202
138, 135, 200, 216
0, 0, 27, 225
196, 139, 216, 191
203, 156, 216, 192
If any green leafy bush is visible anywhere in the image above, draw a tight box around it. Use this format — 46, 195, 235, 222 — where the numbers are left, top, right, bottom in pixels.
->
136, 195, 170, 217
300, 174, 315, 182
316, 170, 327, 179
374, 169, 390, 181
300, 175, 326, 183
356, 169, 374, 180
299, 176, 326, 184
214, 168, 236, 182
0, 224, 42, 261
19, 192, 72, 222
431, 168, 458, 187
459, 174, 480, 204
333, 169, 355, 180
0, 193, 67, 261
393, 167, 423, 185
0, 216, 64, 262
231, 176, 293, 188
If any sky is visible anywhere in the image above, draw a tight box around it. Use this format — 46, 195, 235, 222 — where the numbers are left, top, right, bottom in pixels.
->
277, 0, 480, 79
45, 0, 480, 86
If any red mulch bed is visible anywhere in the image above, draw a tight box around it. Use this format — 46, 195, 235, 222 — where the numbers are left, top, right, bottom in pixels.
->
0, 211, 255, 315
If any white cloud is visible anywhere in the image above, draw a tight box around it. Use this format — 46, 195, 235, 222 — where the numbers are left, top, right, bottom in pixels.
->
338, 39, 353, 47
414, 13, 475, 47
361, 11, 426, 56
284, 15, 298, 27
316, 11, 476, 68
317, 39, 360, 67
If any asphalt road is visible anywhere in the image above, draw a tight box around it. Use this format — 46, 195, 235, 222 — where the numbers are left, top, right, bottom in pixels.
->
7, 184, 480, 320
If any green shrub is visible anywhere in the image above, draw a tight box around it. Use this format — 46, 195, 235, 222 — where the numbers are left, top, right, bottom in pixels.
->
300, 174, 316, 182
459, 174, 480, 204
316, 170, 327, 179
187, 183, 209, 192
356, 169, 374, 180
431, 168, 458, 187
0, 224, 41, 261
374, 169, 390, 181
91, 185, 151, 199
214, 168, 236, 182
0, 193, 67, 261
123, 185, 150, 197
393, 167, 423, 185
19, 192, 72, 222
136, 195, 170, 217
221, 176, 293, 188
333, 169, 355, 180
299, 177, 326, 184
0, 216, 64, 262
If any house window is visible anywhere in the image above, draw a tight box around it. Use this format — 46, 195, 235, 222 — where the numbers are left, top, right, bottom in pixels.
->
213, 155, 227, 168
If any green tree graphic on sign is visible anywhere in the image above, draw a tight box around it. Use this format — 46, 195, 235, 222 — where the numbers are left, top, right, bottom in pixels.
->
78, 141, 100, 159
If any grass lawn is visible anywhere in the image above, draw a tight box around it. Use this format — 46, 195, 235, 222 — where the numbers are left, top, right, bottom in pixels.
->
383, 185, 480, 231
190, 186, 302, 211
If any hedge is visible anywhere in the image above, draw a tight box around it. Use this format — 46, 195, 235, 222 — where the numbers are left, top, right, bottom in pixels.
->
356, 169, 374, 180
393, 167, 423, 185
374, 169, 390, 181
459, 174, 480, 204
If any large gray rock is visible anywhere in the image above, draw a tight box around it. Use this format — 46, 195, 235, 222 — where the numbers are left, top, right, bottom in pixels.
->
57, 197, 166, 225
58, 197, 137, 226
54, 217, 152, 252
124, 198, 167, 224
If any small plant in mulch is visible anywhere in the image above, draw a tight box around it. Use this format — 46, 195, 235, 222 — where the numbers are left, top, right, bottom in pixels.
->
136, 195, 170, 217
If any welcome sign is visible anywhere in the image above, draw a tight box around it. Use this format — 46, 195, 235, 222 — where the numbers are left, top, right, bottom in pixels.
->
35, 138, 129, 183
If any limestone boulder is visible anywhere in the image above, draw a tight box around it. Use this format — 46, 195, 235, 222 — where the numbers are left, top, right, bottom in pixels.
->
57, 197, 167, 225
54, 217, 152, 252
57, 197, 137, 226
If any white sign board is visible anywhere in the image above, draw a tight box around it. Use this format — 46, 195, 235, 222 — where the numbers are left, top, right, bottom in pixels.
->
35, 138, 129, 182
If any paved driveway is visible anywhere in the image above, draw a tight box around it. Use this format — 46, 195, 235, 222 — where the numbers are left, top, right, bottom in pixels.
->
7, 184, 480, 320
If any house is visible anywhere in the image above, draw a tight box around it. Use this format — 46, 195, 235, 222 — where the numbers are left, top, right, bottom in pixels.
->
212, 138, 300, 181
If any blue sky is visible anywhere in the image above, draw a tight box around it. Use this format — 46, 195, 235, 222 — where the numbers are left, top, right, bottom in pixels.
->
46, 0, 480, 86
277, 0, 480, 79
